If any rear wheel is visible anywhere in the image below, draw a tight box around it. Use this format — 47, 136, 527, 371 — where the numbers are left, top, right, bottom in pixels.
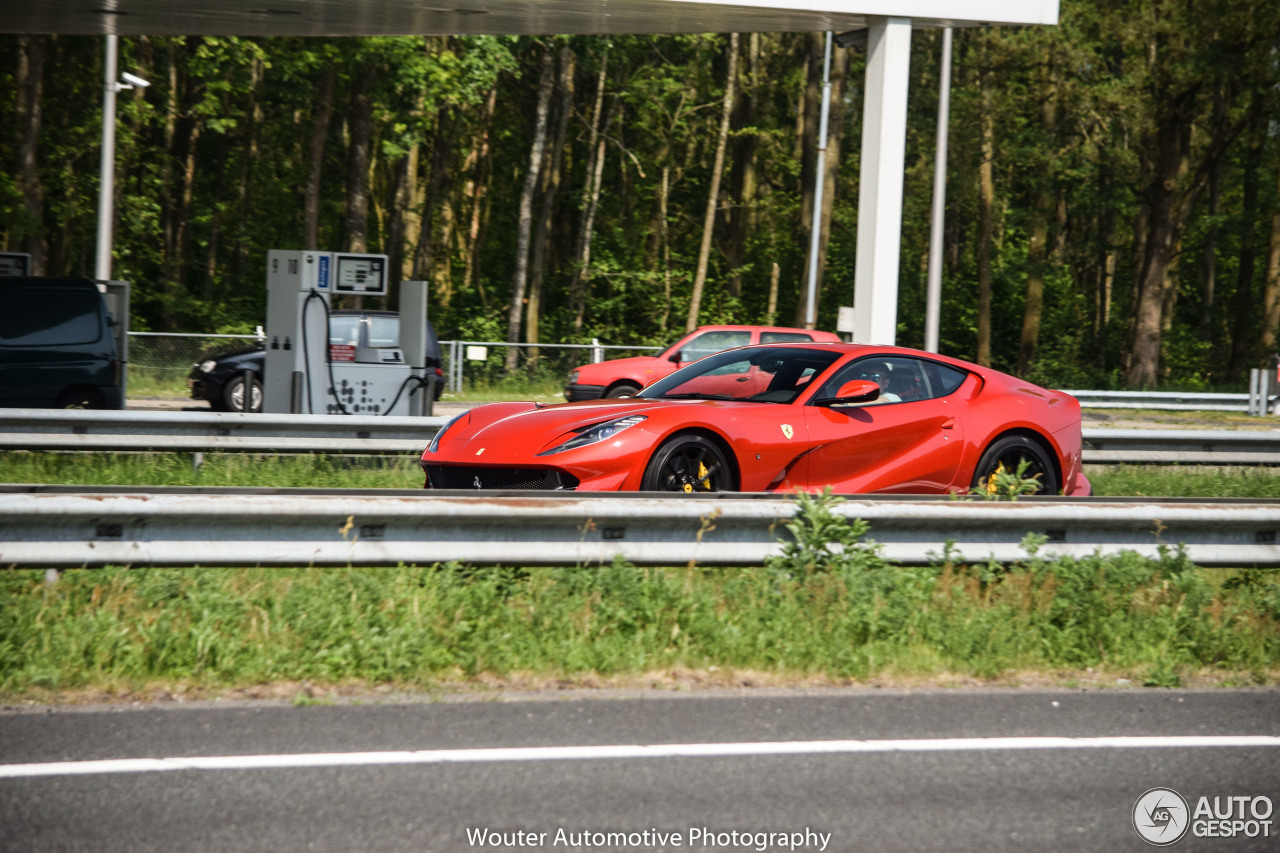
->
605, 383, 641, 398
54, 387, 106, 409
223, 376, 263, 413
970, 435, 1058, 495
641, 434, 733, 492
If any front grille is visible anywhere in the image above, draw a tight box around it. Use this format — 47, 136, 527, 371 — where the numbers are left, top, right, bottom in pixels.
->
423, 465, 579, 491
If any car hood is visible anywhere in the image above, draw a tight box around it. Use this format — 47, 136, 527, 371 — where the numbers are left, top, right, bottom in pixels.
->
441, 397, 745, 457
454, 399, 649, 439
574, 353, 665, 379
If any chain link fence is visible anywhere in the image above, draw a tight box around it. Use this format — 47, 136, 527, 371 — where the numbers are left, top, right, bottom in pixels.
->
126, 333, 661, 399
127, 332, 262, 397
441, 340, 663, 396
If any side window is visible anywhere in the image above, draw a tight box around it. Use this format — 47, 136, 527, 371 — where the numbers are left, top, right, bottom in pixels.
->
680, 330, 750, 362
923, 361, 968, 397
760, 331, 813, 344
0, 290, 102, 347
328, 316, 360, 346
366, 316, 399, 348
814, 356, 935, 405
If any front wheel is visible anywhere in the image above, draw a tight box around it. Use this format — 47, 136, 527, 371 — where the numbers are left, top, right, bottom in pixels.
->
605, 383, 641, 398
641, 434, 733, 492
970, 435, 1059, 495
223, 376, 263, 413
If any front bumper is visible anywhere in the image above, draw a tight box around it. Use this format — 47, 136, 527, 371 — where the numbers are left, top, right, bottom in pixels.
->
564, 383, 607, 402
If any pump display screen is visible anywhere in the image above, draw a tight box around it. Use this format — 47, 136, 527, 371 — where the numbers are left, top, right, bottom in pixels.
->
333, 254, 388, 295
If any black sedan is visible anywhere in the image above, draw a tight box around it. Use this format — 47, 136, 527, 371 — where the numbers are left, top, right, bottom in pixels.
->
189, 310, 445, 412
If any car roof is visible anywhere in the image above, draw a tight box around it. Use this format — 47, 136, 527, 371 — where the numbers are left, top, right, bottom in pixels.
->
691, 323, 836, 334
732, 340, 990, 374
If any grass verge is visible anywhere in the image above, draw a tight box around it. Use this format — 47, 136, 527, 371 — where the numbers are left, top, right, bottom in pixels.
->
2, 537, 1276, 703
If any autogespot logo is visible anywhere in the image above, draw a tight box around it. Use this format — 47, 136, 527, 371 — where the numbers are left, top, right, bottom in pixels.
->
1134, 788, 1191, 846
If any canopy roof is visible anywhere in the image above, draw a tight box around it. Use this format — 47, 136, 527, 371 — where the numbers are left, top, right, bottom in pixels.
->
4, 0, 1058, 37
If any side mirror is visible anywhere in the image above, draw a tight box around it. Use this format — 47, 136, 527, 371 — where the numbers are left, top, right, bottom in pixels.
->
669, 352, 683, 364
816, 379, 880, 407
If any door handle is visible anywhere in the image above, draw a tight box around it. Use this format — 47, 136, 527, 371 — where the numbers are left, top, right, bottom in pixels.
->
940, 417, 955, 430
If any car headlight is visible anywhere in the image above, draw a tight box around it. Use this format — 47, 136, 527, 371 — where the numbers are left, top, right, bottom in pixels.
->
568, 370, 580, 384
198, 359, 218, 373
425, 411, 468, 453
538, 415, 646, 456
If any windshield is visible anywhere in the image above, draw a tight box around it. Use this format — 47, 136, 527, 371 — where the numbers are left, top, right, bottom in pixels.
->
638, 346, 842, 404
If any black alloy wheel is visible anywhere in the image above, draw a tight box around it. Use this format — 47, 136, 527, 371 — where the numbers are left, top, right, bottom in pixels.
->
970, 435, 1059, 495
641, 434, 732, 492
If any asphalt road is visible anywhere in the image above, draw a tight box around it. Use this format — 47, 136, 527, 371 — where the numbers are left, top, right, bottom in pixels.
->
2, 689, 1278, 852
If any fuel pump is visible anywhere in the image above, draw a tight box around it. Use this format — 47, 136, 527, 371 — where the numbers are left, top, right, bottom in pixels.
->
263, 250, 432, 416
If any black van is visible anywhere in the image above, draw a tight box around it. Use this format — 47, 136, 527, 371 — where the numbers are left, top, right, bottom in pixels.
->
0, 278, 125, 409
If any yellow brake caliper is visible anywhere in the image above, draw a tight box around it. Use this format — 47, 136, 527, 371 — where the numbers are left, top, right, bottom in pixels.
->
682, 461, 710, 492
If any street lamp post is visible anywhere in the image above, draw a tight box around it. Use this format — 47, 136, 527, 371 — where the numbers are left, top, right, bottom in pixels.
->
924, 27, 953, 353
95, 34, 148, 282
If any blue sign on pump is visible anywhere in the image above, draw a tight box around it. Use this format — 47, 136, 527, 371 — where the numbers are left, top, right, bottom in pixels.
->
317, 254, 331, 289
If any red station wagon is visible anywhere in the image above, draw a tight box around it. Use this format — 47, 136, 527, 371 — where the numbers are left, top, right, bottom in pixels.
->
564, 324, 843, 401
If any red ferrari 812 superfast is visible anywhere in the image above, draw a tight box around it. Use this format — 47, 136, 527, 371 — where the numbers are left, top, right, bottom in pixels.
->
420, 343, 1090, 496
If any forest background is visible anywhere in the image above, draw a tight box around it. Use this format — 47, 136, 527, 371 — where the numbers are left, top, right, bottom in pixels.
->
3, 0, 1279, 391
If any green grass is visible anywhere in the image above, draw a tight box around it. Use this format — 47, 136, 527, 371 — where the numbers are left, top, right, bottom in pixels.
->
127, 367, 191, 398
2, 546, 1276, 699
1087, 466, 1280, 498
0, 452, 425, 489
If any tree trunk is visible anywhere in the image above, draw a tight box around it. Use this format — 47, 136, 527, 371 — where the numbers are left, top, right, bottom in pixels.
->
162, 38, 204, 331
1017, 66, 1057, 377
976, 54, 995, 368
343, 58, 378, 254
15, 35, 46, 275
1226, 114, 1263, 382
413, 107, 454, 304
726, 32, 759, 301
505, 47, 555, 373
304, 63, 336, 252
686, 33, 739, 333
569, 48, 610, 334
461, 86, 498, 298
1125, 113, 1191, 389
658, 166, 672, 332
1263, 164, 1280, 357
527, 45, 574, 355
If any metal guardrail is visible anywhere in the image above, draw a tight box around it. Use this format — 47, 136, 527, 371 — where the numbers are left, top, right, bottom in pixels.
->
1066, 388, 1276, 413
0, 409, 441, 455
1080, 429, 1280, 465
1, 490, 1277, 568
1, 410, 1279, 465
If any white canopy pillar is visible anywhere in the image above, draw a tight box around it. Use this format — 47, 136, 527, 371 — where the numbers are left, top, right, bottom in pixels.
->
852, 16, 912, 345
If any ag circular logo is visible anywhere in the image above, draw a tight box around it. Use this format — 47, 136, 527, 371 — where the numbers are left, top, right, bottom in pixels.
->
1133, 788, 1191, 846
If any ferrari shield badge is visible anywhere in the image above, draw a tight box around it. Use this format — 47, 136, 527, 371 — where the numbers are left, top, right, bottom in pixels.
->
781, 424, 794, 440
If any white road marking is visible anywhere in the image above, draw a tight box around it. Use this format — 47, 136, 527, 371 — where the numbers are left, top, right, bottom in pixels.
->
2, 736, 1277, 779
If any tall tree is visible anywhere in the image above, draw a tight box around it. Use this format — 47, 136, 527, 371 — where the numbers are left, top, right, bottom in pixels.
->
304, 60, 336, 251
686, 33, 738, 332
505, 45, 555, 371
975, 36, 995, 368
526, 44, 574, 352
343, 54, 378, 253
14, 35, 46, 275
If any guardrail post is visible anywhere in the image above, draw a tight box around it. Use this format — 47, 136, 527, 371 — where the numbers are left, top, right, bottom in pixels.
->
1249, 369, 1261, 417
241, 367, 256, 413
592, 338, 603, 363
